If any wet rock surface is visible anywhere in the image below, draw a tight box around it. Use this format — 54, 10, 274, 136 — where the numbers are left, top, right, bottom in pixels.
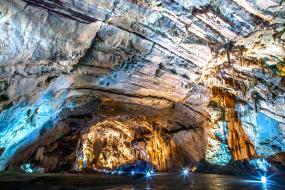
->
0, 0, 284, 174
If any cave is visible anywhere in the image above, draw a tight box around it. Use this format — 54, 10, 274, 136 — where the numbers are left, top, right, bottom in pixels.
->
0, 0, 285, 189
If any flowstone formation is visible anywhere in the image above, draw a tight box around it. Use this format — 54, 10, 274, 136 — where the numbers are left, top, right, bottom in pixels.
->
74, 117, 182, 171
0, 0, 284, 174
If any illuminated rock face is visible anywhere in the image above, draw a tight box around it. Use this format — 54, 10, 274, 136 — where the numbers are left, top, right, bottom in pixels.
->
209, 88, 256, 162
74, 117, 183, 171
0, 0, 284, 172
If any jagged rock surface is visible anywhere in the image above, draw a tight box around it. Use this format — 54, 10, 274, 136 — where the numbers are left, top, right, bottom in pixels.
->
0, 0, 284, 172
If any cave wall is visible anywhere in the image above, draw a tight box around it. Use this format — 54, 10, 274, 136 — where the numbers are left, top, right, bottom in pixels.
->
0, 0, 284, 172
74, 117, 184, 172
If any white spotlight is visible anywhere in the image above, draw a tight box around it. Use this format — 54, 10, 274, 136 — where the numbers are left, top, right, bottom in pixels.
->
181, 168, 189, 177
261, 176, 267, 184
145, 171, 152, 179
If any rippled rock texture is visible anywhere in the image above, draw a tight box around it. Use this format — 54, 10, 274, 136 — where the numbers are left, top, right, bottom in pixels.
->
0, 0, 284, 173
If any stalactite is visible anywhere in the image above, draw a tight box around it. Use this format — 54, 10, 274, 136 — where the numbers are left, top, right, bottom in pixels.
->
211, 87, 256, 160
74, 117, 183, 172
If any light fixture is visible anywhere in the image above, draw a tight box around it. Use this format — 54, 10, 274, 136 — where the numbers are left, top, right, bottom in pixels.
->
145, 171, 152, 179
130, 170, 135, 176
261, 176, 267, 184
181, 168, 190, 177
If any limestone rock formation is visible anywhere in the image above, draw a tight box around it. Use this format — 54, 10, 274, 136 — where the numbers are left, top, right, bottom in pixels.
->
74, 117, 183, 171
0, 0, 284, 173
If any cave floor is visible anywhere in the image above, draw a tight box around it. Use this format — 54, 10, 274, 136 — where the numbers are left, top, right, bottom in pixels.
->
1, 173, 285, 190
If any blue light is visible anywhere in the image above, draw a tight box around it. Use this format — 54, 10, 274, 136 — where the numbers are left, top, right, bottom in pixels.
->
181, 168, 190, 177
145, 171, 152, 179
118, 170, 123, 175
130, 170, 135, 176
261, 176, 267, 184
0, 78, 75, 171
183, 169, 189, 175
20, 163, 33, 173
249, 158, 271, 171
